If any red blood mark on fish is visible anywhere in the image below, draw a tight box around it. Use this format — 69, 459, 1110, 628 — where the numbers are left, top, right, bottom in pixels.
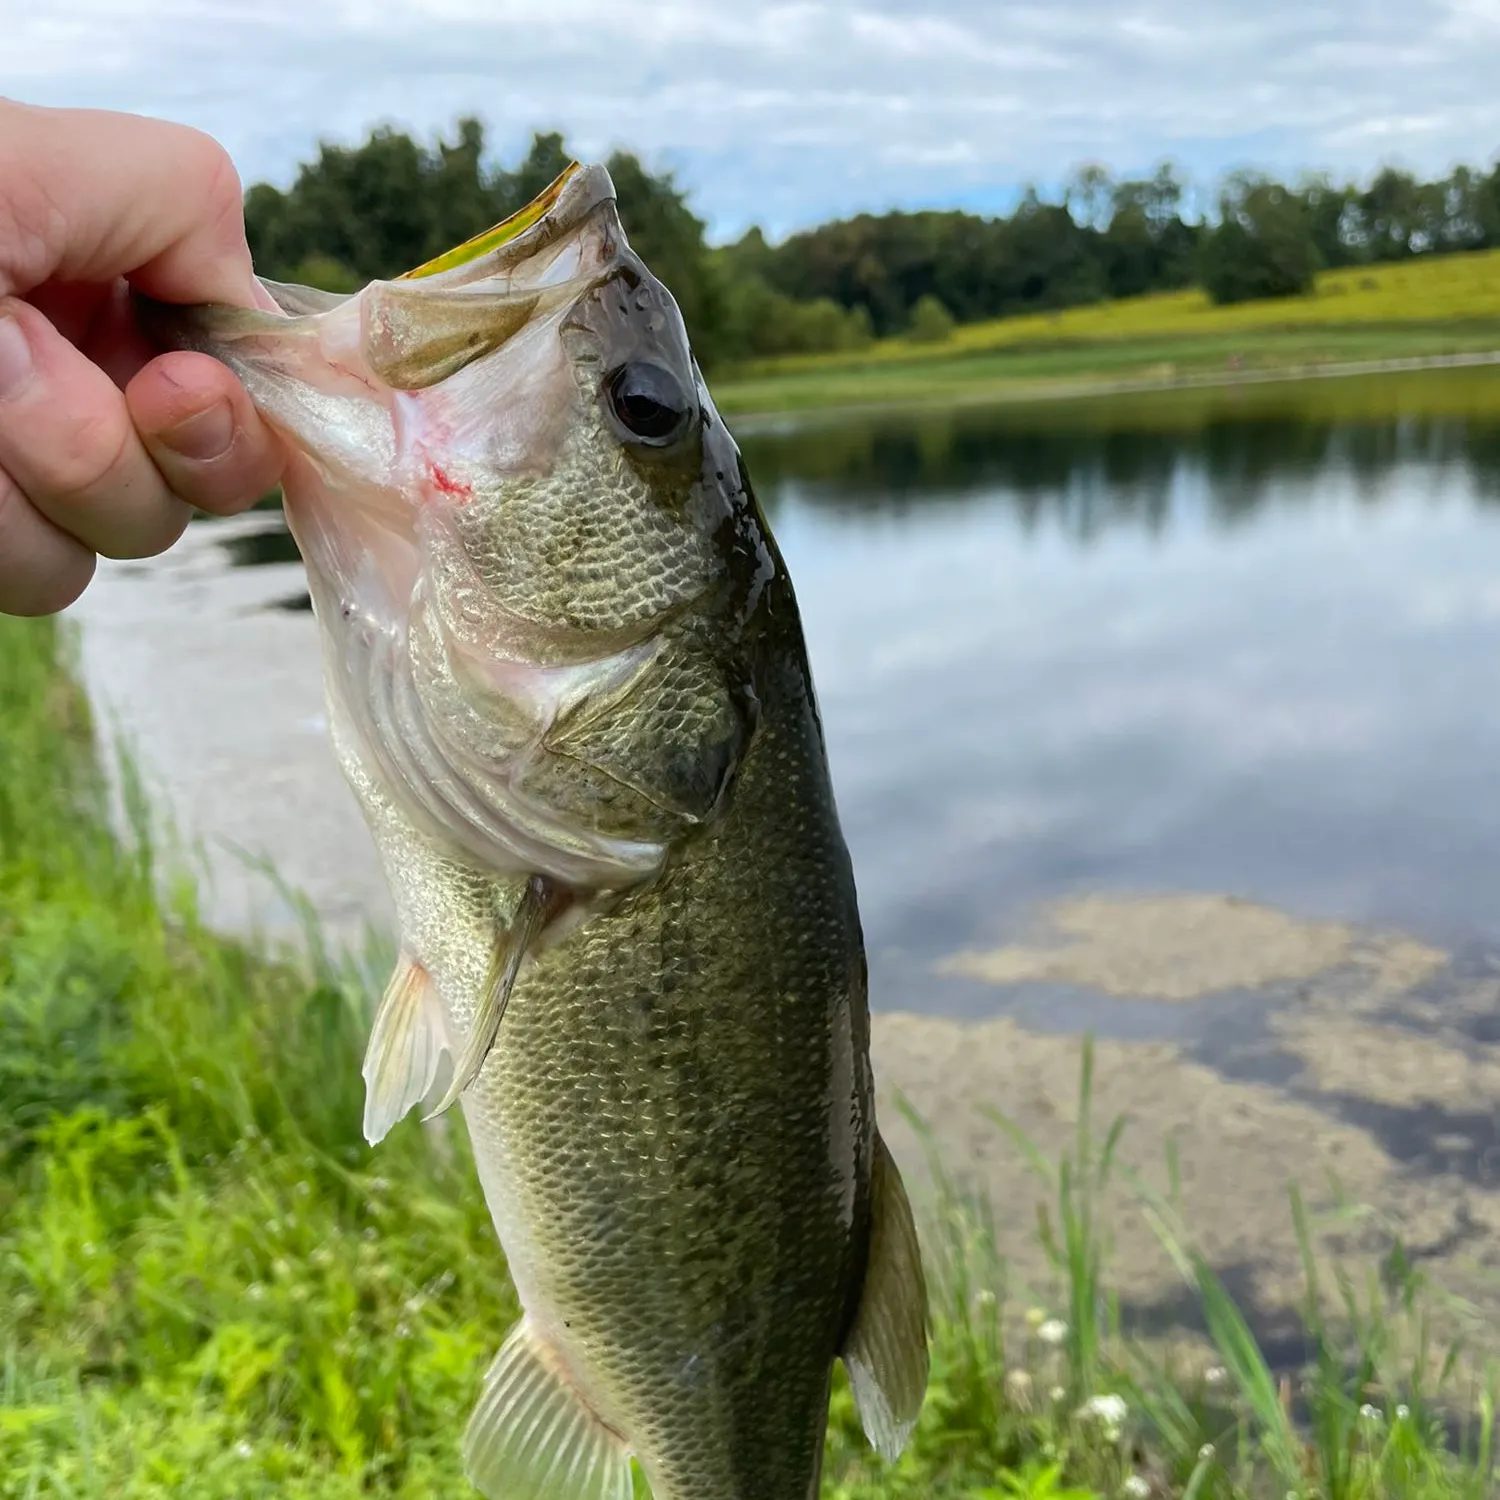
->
429, 463, 473, 502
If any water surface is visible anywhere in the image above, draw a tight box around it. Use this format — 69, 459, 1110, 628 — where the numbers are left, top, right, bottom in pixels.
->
738, 373, 1500, 1016
65, 368, 1500, 1349
71, 369, 1500, 1023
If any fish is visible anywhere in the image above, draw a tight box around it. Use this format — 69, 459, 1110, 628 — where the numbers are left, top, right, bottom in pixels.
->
141, 162, 928, 1500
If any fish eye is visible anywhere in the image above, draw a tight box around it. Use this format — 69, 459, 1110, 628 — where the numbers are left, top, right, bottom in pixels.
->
605, 362, 694, 448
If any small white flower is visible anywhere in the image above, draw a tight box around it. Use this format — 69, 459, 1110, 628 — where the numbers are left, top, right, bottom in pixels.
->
1198, 1443, 1215, 1461
1080, 1393, 1129, 1426
1359, 1403, 1382, 1424
1121, 1476, 1150, 1499
1079, 1392, 1129, 1439
973, 1288, 998, 1310
233, 1440, 253, 1459
1203, 1365, 1227, 1386
1037, 1318, 1069, 1346
1396, 1404, 1411, 1421
1025, 1306, 1048, 1329
1004, 1369, 1033, 1405
1049, 1385, 1066, 1403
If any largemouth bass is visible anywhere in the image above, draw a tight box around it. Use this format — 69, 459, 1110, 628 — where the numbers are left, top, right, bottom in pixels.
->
145, 163, 927, 1500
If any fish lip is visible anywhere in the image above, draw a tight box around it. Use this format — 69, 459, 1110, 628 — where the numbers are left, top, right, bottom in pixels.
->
394, 163, 619, 287
137, 161, 622, 353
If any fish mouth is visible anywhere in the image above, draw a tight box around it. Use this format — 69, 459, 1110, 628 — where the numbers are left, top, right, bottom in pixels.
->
141, 164, 677, 893
227, 162, 615, 321
395, 162, 606, 283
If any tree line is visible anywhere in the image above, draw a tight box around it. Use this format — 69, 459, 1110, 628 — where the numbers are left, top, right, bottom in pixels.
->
241, 120, 1500, 370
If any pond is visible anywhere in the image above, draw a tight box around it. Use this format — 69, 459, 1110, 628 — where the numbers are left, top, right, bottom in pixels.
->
71, 369, 1500, 1009
67, 366, 1500, 1348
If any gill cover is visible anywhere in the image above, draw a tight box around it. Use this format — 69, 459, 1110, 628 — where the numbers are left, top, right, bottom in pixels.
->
139, 164, 697, 892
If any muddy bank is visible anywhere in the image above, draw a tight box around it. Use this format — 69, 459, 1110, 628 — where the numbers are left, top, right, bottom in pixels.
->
886, 892, 1500, 1364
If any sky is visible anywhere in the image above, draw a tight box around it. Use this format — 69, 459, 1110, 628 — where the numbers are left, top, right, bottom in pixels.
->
7, 0, 1500, 242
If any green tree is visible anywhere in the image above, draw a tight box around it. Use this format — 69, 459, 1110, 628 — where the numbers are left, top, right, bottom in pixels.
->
1065, 163, 1114, 231
1360, 166, 1424, 260
1102, 164, 1198, 297
240, 122, 741, 364
906, 293, 956, 342
1200, 175, 1320, 304
243, 118, 508, 281
1298, 173, 1363, 268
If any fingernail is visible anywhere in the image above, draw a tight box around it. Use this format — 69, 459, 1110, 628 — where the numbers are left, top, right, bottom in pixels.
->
0, 314, 34, 400
158, 399, 233, 462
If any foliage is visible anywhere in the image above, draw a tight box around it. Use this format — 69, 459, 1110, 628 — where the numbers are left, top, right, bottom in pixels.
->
240, 120, 844, 370
3, 615, 1499, 1497
747, 157, 1500, 328
1200, 175, 1321, 304
712, 246, 1500, 417
906, 294, 957, 344
241, 119, 1500, 387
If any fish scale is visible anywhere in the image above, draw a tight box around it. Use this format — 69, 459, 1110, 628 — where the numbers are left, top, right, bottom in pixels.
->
143, 160, 929, 1500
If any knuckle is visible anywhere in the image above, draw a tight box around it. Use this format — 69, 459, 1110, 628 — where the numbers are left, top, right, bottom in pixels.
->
0, 165, 62, 296
43, 401, 136, 499
185, 131, 249, 250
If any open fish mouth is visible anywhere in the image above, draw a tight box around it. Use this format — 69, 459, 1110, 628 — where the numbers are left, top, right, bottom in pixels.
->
139, 163, 681, 893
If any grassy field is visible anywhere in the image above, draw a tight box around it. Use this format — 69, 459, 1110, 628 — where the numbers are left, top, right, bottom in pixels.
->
712, 249, 1500, 419
3, 614, 1498, 1498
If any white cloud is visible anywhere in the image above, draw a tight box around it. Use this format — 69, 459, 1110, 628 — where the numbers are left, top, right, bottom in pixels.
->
5, 0, 1500, 239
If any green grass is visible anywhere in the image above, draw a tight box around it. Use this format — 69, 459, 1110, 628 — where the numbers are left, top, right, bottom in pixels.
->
712, 248, 1500, 418
2, 614, 1497, 1498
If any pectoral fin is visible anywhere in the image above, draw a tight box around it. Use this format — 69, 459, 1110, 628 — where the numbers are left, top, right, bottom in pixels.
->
361, 952, 451, 1146
842, 1133, 930, 1461
425, 875, 555, 1118
464, 1319, 631, 1500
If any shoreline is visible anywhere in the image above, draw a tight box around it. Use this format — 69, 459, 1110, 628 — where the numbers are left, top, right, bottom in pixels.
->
717, 345, 1500, 431
62, 522, 1500, 1369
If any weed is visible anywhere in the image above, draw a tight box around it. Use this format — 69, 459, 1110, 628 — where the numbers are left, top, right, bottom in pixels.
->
2, 616, 1497, 1497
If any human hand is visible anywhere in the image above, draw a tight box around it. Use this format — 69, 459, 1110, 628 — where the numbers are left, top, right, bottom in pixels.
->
0, 99, 285, 616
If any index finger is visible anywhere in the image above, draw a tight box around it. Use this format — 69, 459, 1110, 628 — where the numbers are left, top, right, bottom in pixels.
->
0, 97, 260, 308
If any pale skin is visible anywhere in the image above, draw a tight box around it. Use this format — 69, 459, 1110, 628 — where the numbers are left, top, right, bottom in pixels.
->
0, 98, 286, 616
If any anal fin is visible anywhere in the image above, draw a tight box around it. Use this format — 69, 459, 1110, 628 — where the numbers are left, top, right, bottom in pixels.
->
361, 951, 450, 1146
464, 1319, 631, 1500
842, 1132, 930, 1461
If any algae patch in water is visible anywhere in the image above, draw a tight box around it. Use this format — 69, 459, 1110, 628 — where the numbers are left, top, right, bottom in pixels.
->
937, 892, 1445, 1002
